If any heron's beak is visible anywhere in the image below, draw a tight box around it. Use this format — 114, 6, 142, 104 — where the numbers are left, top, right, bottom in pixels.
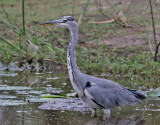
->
40, 20, 60, 26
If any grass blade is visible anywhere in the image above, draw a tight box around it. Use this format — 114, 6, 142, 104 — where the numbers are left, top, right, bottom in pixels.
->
22, 0, 25, 35
0, 18, 20, 34
78, 0, 90, 25
0, 36, 26, 54
72, 0, 75, 16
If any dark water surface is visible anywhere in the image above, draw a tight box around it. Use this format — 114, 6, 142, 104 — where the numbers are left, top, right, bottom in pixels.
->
0, 71, 160, 125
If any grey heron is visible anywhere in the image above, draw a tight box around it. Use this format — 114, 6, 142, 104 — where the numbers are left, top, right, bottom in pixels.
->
40, 16, 146, 117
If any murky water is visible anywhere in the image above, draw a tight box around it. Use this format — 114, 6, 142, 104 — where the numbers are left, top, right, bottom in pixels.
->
0, 70, 160, 125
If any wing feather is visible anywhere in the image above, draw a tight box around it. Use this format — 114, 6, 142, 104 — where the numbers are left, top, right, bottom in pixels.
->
85, 82, 141, 109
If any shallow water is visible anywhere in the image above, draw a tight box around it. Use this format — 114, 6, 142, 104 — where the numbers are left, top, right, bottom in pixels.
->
0, 70, 160, 125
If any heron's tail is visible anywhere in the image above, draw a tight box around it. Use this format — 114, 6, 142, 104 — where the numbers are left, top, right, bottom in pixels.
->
128, 89, 147, 100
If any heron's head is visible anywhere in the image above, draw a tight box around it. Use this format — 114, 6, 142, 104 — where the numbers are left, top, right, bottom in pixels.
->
40, 16, 77, 29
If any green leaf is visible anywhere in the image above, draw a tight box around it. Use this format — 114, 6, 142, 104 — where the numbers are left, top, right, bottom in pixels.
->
42, 94, 67, 98
147, 90, 160, 97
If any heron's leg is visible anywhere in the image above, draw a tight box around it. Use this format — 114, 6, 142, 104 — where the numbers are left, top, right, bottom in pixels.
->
91, 108, 96, 118
102, 109, 110, 119
103, 109, 110, 114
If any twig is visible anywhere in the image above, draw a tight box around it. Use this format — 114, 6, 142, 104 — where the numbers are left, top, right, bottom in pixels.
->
149, 0, 159, 61
90, 11, 128, 27
149, 0, 157, 46
154, 42, 160, 61
89, 19, 115, 24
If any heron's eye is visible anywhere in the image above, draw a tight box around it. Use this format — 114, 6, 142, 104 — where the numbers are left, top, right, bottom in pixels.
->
63, 19, 68, 23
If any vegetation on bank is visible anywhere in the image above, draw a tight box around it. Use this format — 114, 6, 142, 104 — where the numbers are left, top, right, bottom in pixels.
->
0, 0, 160, 88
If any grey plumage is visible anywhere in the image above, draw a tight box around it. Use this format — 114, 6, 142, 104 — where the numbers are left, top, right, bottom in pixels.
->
40, 16, 146, 116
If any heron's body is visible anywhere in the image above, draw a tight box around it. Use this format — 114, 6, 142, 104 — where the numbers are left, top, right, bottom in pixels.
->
40, 16, 146, 117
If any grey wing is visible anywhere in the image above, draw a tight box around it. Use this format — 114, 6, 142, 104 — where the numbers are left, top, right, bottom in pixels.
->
85, 83, 142, 109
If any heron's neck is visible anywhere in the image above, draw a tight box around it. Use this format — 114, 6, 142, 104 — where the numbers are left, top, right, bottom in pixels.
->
67, 25, 83, 97
67, 26, 80, 73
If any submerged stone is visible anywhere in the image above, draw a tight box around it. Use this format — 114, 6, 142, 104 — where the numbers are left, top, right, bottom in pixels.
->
39, 98, 90, 111
0, 85, 32, 91
0, 99, 27, 106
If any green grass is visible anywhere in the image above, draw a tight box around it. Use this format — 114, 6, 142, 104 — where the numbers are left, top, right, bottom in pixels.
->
78, 46, 159, 88
0, 0, 160, 88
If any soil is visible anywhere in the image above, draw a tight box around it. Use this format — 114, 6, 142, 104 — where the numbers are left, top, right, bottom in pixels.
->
87, 0, 160, 51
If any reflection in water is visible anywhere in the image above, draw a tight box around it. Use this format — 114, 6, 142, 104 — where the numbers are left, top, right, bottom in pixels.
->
84, 115, 145, 125
1, 98, 159, 125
